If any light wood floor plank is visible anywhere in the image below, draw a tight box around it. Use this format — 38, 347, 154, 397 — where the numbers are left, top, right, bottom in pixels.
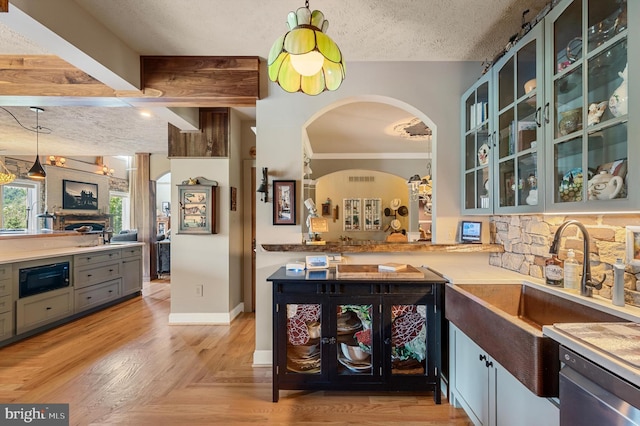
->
0, 280, 472, 425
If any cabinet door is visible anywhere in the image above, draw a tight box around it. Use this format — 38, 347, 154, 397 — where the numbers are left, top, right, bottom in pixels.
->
332, 298, 381, 383
545, 0, 632, 212
178, 185, 217, 234
461, 72, 493, 214
363, 198, 382, 231
493, 24, 545, 213
276, 296, 327, 382
343, 198, 361, 231
495, 363, 559, 426
122, 257, 142, 295
451, 326, 490, 426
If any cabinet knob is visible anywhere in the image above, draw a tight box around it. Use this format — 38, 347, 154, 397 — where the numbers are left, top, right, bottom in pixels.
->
384, 338, 392, 345
320, 337, 336, 344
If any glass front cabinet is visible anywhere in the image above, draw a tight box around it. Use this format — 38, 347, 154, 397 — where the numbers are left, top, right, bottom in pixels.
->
461, 72, 492, 214
545, 0, 634, 212
461, 0, 637, 214
493, 24, 545, 214
270, 271, 444, 403
177, 181, 218, 234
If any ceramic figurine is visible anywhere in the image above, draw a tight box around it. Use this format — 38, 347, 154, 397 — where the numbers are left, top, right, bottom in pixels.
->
477, 143, 489, 166
587, 171, 624, 200
587, 101, 607, 126
609, 64, 628, 117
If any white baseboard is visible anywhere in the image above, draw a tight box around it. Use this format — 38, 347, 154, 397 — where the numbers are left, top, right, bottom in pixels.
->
168, 302, 245, 325
253, 350, 272, 367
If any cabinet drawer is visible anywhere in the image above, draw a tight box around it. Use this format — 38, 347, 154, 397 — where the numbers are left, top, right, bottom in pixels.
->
74, 250, 121, 267
0, 264, 12, 281
121, 245, 142, 259
75, 262, 121, 289
74, 278, 122, 312
0, 311, 13, 341
0, 279, 11, 298
0, 294, 12, 314
16, 288, 73, 335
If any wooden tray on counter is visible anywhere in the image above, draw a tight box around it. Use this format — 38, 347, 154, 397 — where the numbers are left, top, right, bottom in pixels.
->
336, 264, 424, 279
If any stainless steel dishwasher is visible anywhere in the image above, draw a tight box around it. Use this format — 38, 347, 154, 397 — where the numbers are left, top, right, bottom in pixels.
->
560, 346, 640, 425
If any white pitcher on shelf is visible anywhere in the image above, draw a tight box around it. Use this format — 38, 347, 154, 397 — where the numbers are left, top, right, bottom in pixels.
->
609, 63, 628, 118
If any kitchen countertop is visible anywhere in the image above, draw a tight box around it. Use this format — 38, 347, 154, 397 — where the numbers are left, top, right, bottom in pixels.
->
544, 322, 640, 387
0, 242, 144, 264
261, 242, 505, 253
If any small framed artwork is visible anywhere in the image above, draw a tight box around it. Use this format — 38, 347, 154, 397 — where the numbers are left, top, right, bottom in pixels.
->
626, 226, 640, 266
321, 199, 331, 216
230, 187, 237, 211
273, 180, 296, 225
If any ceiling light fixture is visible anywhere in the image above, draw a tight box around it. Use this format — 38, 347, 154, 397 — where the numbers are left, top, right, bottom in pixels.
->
267, 0, 345, 96
27, 107, 46, 180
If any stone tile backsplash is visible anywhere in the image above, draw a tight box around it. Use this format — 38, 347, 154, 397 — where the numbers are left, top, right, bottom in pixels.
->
490, 215, 640, 308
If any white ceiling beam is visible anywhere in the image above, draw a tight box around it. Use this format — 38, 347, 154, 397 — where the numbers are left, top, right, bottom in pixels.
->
1, 0, 140, 90
148, 107, 200, 132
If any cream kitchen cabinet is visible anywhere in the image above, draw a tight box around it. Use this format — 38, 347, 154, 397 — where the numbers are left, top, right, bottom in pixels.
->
121, 246, 142, 296
16, 287, 73, 335
0, 264, 12, 342
73, 247, 127, 313
449, 325, 558, 426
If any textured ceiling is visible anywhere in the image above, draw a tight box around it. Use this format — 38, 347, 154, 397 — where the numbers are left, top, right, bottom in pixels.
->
0, 0, 550, 157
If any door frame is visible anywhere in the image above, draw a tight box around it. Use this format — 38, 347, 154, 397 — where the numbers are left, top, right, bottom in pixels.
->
242, 159, 256, 311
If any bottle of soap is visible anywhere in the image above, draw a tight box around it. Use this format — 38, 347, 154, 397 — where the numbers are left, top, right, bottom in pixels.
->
563, 249, 580, 291
545, 254, 564, 287
612, 258, 625, 307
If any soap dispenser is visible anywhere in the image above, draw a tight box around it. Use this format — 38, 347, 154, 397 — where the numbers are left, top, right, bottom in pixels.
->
563, 249, 580, 291
612, 258, 625, 307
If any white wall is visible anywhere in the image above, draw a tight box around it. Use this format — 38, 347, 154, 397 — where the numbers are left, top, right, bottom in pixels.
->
169, 158, 231, 322
253, 61, 480, 364
44, 165, 110, 214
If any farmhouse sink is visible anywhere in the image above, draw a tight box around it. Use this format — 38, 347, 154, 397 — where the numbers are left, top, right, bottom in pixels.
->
445, 283, 625, 397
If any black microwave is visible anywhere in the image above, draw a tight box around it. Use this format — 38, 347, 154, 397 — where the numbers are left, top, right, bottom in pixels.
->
19, 262, 70, 298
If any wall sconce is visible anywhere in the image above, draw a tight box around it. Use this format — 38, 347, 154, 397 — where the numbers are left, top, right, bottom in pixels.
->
48, 155, 66, 167
256, 167, 269, 202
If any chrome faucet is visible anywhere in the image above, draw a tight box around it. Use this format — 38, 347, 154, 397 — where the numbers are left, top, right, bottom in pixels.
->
549, 220, 605, 297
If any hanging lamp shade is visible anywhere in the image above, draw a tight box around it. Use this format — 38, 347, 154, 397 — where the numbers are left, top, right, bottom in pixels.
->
27, 107, 46, 180
268, 1, 345, 96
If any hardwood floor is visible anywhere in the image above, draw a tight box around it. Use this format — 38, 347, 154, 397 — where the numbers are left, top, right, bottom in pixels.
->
0, 280, 472, 425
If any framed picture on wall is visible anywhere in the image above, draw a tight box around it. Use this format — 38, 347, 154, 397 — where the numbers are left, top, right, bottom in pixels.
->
273, 180, 296, 225
626, 226, 640, 266
62, 180, 98, 210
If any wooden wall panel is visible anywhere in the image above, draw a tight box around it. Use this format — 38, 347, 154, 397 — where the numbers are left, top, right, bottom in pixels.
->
168, 108, 229, 158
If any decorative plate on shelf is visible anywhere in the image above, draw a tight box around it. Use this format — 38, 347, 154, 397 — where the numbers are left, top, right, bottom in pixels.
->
558, 168, 584, 202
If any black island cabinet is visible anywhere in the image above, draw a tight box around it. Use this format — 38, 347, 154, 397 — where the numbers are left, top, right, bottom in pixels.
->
267, 265, 447, 403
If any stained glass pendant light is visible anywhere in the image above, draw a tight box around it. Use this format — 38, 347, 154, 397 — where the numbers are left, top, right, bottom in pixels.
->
267, 0, 345, 96
27, 107, 46, 180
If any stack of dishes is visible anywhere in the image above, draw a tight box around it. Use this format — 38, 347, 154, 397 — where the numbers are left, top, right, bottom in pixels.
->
337, 311, 362, 335
287, 342, 321, 374
338, 342, 371, 373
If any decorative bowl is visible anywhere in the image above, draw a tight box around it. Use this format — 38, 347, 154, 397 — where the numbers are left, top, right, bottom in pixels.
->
75, 226, 93, 233
340, 343, 369, 362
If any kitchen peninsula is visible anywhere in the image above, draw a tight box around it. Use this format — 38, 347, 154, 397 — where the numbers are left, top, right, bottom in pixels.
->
0, 231, 143, 347
262, 241, 504, 253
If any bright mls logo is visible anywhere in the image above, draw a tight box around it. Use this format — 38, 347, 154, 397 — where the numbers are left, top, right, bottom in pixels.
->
1, 404, 69, 425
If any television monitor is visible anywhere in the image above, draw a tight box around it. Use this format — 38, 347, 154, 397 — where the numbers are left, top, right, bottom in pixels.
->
460, 221, 482, 243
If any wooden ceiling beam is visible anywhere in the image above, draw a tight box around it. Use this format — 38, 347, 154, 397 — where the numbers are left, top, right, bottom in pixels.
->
0, 55, 262, 106
0, 0, 8, 13
140, 56, 261, 102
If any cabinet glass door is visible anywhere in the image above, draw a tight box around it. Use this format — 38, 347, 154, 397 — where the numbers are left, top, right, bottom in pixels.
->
462, 73, 492, 214
178, 185, 214, 234
285, 303, 322, 374
494, 25, 543, 212
547, 0, 629, 210
336, 304, 373, 375
343, 198, 361, 231
390, 304, 427, 376
363, 198, 381, 231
